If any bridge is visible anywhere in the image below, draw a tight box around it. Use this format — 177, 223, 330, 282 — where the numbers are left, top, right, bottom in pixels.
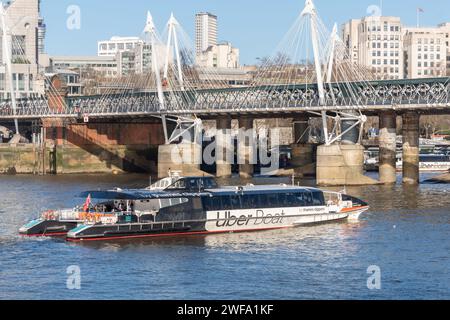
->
0, 78, 449, 120
1, 0, 449, 185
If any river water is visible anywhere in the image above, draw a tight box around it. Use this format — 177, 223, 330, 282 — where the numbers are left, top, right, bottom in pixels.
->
0, 173, 449, 300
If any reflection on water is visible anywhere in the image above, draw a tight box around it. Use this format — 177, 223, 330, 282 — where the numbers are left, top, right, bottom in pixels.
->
0, 173, 449, 299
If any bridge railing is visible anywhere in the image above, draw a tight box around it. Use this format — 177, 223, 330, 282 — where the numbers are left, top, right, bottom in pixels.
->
0, 78, 449, 117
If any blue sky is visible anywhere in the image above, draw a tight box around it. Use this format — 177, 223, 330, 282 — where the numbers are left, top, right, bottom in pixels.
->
42, 0, 450, 65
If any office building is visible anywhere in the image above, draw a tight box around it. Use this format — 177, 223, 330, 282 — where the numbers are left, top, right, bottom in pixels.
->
195, 12, 218, 55
342, 16, 404, 80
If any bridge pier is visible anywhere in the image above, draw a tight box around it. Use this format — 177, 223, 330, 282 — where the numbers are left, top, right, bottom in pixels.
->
216, 117, 232, 178
291, 115, 315, 177
158, 142, 203, 178
402, 111, 420, 185
238, 116, 254, 179
379, 111, 397, 184
317, 144, 377, 186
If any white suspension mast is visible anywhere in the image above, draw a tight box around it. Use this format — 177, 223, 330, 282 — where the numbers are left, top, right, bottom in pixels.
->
0, 3, 19, 135
164, 13, 184, 90
301, 0, 329, 145
144, 11, 169, 144
326, 23, 337, 84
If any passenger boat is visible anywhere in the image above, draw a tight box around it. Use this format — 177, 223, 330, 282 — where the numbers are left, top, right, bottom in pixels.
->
20, 173, 369, 242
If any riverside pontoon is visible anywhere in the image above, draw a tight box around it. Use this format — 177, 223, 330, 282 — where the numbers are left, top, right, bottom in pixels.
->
20, 174, 369, 241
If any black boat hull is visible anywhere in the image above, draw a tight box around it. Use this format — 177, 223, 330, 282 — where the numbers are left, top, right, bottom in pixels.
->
19, 219, 79, 237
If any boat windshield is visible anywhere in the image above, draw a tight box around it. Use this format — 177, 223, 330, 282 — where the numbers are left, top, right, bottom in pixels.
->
167, 177, 218, 191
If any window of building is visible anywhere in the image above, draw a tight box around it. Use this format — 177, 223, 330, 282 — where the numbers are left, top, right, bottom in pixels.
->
11, 35, 26, 63
0, 73, 5, 91
18, 74, 25, 91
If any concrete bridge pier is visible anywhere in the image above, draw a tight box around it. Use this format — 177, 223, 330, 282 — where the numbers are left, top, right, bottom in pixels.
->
291, 116, 315, 177
158, 142, 203, 178
379, 111, 397, 184
317, 112, 377, 186
402, 111, 420, 185
238, 116, 254, 179
216, 117, 232, 178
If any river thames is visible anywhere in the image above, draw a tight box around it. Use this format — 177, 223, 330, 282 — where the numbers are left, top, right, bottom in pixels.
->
0, 174, 449, 300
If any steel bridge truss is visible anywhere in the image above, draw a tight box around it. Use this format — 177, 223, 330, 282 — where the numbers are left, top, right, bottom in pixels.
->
0, 78, 449, 119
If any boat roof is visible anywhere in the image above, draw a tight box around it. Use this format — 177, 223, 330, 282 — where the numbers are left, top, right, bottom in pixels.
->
79, 184, 323, 200
206, 185, 322, 195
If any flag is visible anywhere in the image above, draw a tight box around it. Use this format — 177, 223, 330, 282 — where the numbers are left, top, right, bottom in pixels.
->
417, 8, 424, 13
83, 194, 91, 212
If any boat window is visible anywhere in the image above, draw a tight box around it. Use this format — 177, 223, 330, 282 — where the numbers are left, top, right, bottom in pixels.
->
241, 195, 251, 209
278, 193, 287, 206
203, 178, 218, 189
312, 191, 325, 206
257, 194, 269, 208
304, 192, 314, 206
134, 198, 188, 212
266, 193, 280, 208
220, 196, 233, 210
230, 195, 241, 210
188, 178, 202, 191
202, 197, 215, 211
294, 193, 306, 206
168, 179, 186, 190
285, 193, 297, 206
